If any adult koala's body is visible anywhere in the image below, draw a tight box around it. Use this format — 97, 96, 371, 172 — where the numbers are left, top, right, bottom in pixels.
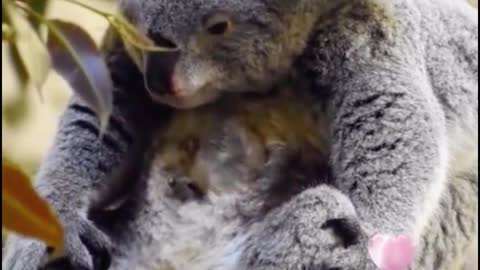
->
2, 0, 478, 270
104, 0, 479, 269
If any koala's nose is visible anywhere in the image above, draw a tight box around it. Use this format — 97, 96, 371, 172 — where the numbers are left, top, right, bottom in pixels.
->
144, 51, 180, 96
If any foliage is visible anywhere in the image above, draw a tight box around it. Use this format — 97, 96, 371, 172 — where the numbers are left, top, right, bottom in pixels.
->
2, 160, 64, 252
2, 0, 175, 251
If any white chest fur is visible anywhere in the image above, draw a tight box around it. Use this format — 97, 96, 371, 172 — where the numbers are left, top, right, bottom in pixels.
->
110, 164, 250, 270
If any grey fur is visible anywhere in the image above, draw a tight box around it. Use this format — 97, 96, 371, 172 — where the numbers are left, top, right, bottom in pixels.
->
113, 0, 478, 268
3, 95, 128, 270
99, 179, 371, 270
2, 0, 478, 269
2, 55, 167, 270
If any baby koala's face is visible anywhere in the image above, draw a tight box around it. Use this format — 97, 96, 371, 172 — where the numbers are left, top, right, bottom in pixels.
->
120, 0, 307, 109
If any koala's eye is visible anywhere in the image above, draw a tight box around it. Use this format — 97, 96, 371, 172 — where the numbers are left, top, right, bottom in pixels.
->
204, 13, 233, 36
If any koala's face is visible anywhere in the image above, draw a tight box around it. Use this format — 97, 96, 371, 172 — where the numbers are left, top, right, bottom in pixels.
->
120, 0, 306, 109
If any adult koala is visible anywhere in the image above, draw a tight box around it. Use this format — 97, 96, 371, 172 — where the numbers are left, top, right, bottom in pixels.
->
2, 0, 477, 269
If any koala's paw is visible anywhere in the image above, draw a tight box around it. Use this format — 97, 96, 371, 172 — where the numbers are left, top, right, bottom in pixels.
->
2, 235, 48, 270
3, 210, 112, 270
46, 211, 112, 270
238, 185, 376, 270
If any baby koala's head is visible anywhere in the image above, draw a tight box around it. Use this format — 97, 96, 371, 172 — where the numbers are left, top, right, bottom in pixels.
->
119, 0, 319, 109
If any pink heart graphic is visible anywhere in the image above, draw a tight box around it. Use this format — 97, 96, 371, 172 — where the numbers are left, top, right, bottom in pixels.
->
368, 233, 415, 270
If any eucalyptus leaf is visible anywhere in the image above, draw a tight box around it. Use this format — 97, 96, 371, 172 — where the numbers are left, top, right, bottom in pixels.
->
46, 20, 113, 132
2, 161, 65, 253
102, 25, 143, 72
14, 0, 49, 32
4, 1, 50, 92
27, 0, 50, 32
123, 32, 145, 72
2, 23, 14, 42
2, 0, 9, 24
7, 45, 30, 92
2, 2, 28, 90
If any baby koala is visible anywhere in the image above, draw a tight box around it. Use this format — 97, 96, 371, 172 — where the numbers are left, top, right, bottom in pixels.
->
86, 81, 345, 270
151, 80, 331, 206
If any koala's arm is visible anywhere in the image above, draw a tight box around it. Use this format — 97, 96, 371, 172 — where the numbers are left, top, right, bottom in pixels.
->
307, 4, 454, 238
312, 10, 453, 245
35, 96, 135, 210
2, 34, 164, 270
3, 94, 133, 270
328, 62, 446, 234
327, 1, 477, 240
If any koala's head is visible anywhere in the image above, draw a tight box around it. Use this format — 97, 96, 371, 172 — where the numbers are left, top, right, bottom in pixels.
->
119, 0, 318, 109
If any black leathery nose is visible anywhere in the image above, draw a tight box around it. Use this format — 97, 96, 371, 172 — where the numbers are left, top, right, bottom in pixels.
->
144, 51, 180, 96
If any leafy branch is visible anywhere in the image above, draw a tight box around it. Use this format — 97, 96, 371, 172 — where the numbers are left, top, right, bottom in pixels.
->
2, 0, 175, 252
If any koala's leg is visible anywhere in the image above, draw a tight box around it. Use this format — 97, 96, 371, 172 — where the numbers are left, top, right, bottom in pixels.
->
414, 173, 478, 270
327, 64, 448, 239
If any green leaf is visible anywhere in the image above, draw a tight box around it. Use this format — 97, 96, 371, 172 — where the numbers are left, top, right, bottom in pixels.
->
4, 1, 51, 92
14, 0, 50, 32
46, 20, 113, 132
27, 0, 50, 32
103, 25, 144, 72
7, 45, 30, 92
2, 23, 14, 42
2, 0, 9, 24
2, 161, 64, 253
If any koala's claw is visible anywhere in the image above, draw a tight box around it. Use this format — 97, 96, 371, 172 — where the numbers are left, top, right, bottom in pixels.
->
238, 185, 375, 270
63, 217, 111, 270
3, 211, 112, 270
60, 214, 111, 270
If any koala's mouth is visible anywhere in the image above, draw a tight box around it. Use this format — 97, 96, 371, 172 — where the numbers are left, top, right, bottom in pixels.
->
143, 65, 220, 109
143, 52, 221, 109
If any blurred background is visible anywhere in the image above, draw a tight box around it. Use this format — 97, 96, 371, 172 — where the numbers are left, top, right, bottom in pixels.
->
2, 0, 117, 252
2, 0, 115, 176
